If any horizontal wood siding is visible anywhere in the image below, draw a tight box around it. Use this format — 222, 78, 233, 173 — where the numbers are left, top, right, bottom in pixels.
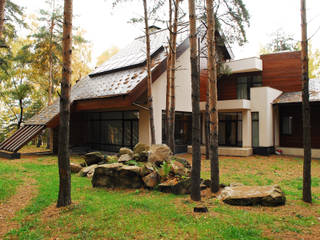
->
279, 103, 320, 148
200, 70, 208, 102
200, 70, 238, 101
261, 51, 302, 92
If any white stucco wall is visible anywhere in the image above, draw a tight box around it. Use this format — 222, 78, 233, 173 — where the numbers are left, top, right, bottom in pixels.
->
139, 109, 151, 144
251, 87, 282, 147
142, 48, 193, 144
224, 57, 263, 74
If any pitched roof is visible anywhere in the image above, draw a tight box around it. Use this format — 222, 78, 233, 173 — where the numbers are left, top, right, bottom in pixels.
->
25, 25, 191, 125
273, 78, 320, 104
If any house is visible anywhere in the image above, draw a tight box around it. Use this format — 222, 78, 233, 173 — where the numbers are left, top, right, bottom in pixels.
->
0, 24, 319, 159
198, 51, 320, 157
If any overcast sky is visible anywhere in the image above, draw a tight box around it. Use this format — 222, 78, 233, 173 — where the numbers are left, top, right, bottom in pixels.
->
16, 0, 320, 64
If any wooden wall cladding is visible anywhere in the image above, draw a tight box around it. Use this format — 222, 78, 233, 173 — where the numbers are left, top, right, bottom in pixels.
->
261, 51, 302, 92
200, 70, 208, 102
279, 103, 320, 148
200, 70, 238, 101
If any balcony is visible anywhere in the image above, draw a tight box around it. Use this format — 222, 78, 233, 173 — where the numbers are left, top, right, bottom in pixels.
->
200, 99, 251, 111
224, 57, 263, 74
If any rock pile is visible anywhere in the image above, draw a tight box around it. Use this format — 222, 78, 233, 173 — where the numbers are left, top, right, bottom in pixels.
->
70, 143, 198, 194
70, 144, 287, 205
91, 144, 194, 194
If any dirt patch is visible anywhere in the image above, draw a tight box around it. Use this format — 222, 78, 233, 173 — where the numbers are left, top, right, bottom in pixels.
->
0, 177, 38, 237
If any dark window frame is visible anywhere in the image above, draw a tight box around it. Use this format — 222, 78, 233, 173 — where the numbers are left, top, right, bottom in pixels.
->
162, 111, 192, 146
236, 74, 262, 100
218, 112, 243, 147
281, 115, 293, 135
251, 112, 259, 147
87, 111, 139, 152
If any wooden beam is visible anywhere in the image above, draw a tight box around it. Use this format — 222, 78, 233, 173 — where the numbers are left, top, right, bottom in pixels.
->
0, 151, 20, 159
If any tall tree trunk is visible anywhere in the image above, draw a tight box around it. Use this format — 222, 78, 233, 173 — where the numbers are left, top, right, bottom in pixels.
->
301, 0, 312, 203
205, 83, 209, 159
166, 0, 172, 146
47, 0, 56, 150
188, 0, 201, 201
17, 99, 23, 129
168, 0, 180, 153
143, 0, 156, 144
0, 0, 5, 39
48, 17, 54, 106
57, 0, 72, 208
206, 0, 219, 193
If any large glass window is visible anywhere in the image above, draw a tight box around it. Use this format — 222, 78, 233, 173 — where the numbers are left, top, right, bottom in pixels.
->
218, 112, 242, 147
237, 75, 262, 99
87, 111, 139, 152
281, 116, 293, 135
162, 111, 192, 145
252, 112, 259, 147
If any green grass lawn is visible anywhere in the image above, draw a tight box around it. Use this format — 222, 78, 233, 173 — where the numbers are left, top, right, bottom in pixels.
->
0, 153, 320, 240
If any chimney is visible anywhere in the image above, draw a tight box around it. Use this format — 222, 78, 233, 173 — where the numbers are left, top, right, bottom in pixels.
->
148, 25, 161, 33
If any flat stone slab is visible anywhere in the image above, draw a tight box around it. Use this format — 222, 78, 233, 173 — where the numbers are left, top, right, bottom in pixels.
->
219, 185, 286, 206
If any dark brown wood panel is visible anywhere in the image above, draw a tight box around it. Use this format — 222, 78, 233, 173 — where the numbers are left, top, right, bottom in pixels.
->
200, 70, 208, 102
279, 103, 320, 148
217, 75, 237, 100
261, 51, 302, 92
200, 70, 238, 101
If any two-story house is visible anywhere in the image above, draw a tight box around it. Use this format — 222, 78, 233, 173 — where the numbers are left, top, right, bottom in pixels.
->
1, 25, 319, 159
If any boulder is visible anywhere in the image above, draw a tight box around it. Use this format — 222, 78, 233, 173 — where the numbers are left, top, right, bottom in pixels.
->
79, 164, 98, 177
219, 185, 286, 206
143, 172, 160, 188
92, 163, 143, 189
172, 157, 191, 169
137, 151, 149, 162
230, 182, 244, 187
158, 177, 192, 195
171, 161, 189, 177
119, 147, 134, 157
149, 144, 172, 164
118, 154, 133, 163
106, 155, 118, 163
70, 163, 82, 173
84, 152, 105, 166
133, 143, 150, 154
140, 162, 155, 176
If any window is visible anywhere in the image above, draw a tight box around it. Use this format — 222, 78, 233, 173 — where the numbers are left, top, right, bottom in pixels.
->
218, 112, 242, 147
162, 111, 192, 145
252, 112, 259, 147
87, 111, 139, 152
237, 77, 248, 99
282, 116, 293, 135
237, 75, 262, 99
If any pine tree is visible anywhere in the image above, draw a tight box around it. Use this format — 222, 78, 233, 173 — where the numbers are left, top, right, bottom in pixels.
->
188, 0, 201, 201
301, 0, 312, 203
57, 0, 72, 208
143, 0, 156, 144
